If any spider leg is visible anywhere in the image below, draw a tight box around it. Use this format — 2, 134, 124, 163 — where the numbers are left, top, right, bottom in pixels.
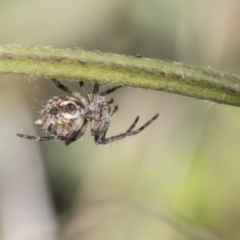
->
126, 114, 158, 135
100, 86, 122, 96
110, 106, 118, 116
108, 98, 114, 104
94, 115, 138, 144
52, 79, 73, 94
64, 119, 88, 146
52, 79, 87, 106
17, 133, 66, 142
93, 83, 100, 94
94, 113, 159, 145
125, 116, 139, 133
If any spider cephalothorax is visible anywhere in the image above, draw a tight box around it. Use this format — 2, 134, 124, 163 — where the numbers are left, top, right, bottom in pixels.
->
17, 79, 159, 145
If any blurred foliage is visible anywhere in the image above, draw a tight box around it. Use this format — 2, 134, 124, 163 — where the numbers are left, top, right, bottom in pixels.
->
0, 1, 240, 240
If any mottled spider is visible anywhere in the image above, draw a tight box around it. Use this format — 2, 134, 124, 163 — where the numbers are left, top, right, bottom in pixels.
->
17, 79, 159, 145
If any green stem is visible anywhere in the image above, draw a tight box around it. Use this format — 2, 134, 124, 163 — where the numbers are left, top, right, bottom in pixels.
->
1, 44, 240, 106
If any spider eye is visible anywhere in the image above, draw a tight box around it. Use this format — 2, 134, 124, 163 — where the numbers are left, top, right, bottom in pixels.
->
64, 103, 77, 115
50, 106, 59, 115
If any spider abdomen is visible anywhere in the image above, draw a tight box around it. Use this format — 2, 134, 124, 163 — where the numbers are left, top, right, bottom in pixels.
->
36, 96, 84, 138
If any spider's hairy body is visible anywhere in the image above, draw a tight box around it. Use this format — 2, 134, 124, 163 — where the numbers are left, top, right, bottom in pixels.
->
37, 96, 83, 138
17, 79, 159, 146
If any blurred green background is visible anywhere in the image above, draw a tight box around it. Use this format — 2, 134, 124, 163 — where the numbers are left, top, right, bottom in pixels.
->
0, 1, 240, 240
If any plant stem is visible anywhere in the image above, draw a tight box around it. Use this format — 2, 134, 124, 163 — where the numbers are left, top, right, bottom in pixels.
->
1, 44, 240, 106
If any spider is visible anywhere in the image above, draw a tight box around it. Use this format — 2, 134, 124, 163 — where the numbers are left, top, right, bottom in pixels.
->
17, 79, 159, 145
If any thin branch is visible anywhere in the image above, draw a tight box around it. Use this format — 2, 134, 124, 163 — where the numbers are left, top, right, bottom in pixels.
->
1, 44, 240, 106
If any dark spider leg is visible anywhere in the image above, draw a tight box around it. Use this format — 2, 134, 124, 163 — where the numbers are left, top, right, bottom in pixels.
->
17, 133, 67, 142
93, 83, 100, 94
110, 106, 118, 116
65, 119, 88, 146
52, 79, 73, 94
100, 86, 122, 96
125, 116, 139, 133
79, 81, 91, 102
52, 79, 87, 106
98, 115, 138, 141
94, 113, 159, 145
108, 98, 114, 104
